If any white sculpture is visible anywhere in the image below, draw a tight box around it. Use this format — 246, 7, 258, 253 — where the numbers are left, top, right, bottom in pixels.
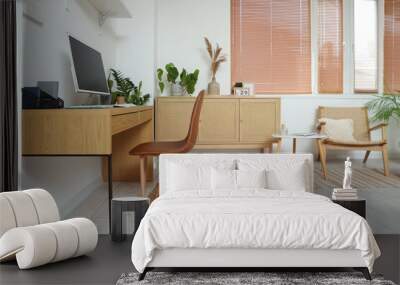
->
343, 157, 352, 189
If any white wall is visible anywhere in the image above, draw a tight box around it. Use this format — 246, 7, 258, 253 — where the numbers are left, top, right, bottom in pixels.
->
113, 0, 400, 159
113, 0, 157, 100
155, 0, 231, 96
21, 0, 118, 217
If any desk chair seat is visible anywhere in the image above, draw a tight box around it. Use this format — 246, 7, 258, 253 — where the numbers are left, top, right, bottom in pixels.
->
129, 140, 190, 156
130, 91, 205, 196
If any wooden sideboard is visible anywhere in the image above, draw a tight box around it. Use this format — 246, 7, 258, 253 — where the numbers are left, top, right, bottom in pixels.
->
155, 96, 281, 149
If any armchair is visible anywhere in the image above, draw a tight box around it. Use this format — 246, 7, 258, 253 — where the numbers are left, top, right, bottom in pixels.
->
316, 106, 389, 178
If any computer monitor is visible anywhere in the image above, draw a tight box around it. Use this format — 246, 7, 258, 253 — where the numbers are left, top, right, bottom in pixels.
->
68, 35, 110, 96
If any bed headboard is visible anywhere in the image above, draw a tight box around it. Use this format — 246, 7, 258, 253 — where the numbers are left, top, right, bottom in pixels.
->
159, 153, 314, 195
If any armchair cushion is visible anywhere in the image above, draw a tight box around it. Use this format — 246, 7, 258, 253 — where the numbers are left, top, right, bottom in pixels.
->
318, 118, 356, 142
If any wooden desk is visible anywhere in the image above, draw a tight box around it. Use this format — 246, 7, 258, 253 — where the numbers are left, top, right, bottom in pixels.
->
22, 106, 154, 229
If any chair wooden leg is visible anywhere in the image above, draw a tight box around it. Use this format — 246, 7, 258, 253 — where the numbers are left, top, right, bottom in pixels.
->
148, 183, 159, 204
261, 146, 272, 153
292, 138, 297, 153
363, 151, 371, 164
139, 155, 147, 197
276, 139, 281, 153
382, 146, 390, 176
317, 140, 327, 179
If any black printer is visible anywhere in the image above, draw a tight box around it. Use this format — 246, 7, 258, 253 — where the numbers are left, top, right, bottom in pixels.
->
22, 87, 64, 109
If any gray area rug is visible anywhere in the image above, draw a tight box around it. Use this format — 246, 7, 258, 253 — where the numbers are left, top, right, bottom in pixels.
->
313, 162, 400, 234
116, 272, 395, 285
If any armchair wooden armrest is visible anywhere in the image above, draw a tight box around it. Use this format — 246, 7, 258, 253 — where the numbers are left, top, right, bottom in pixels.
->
316, 121, 326, 132
368, 123, 388, 140
368, 123, 388, 132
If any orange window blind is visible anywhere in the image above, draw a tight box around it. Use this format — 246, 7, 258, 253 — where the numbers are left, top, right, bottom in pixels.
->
318, 0, 343, 93
384, 0, 400, 94
231, 0, 311, 94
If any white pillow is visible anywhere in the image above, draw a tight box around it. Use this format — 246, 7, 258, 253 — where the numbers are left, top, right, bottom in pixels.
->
211, 168, 237, 190
319, 118, 356, 142
237, 158, 310, 192
266, 163, 306, 191
167, 162, 211, 191
237, 170, 267, 188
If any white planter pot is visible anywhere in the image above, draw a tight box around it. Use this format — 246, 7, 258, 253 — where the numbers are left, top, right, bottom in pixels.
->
171, 83, 183, 96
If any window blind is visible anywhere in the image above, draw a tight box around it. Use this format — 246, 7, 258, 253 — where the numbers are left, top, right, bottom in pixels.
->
384, 0, 400, 94
318, 0, 343, 93
231, 0, 311, 94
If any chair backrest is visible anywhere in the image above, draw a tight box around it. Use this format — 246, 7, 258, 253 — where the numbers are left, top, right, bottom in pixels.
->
0, 189, 60, 237
318, 106, 370, 141
182, 90, 205, 150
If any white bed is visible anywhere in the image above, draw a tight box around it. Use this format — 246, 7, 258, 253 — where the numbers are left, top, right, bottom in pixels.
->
131, 154, 380, 280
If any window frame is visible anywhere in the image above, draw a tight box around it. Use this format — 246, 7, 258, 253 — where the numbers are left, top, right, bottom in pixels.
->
353, 0, 380, 94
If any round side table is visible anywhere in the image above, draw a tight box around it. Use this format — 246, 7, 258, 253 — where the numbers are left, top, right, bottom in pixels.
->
111, 197, 149, 242
272, 133, 327, 153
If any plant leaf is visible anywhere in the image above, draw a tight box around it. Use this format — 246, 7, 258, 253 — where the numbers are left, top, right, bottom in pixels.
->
165, 63, 179, 84
204, 37, 213, 58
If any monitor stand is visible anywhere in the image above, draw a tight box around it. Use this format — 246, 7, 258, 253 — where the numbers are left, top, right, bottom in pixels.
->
78, 93, 111, 106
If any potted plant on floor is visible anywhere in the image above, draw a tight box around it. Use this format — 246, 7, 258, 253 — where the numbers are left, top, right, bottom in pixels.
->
108, 69, 150, 105
204, 37, 226, 96
157, 63, 199, 96
366, 93, 400, 123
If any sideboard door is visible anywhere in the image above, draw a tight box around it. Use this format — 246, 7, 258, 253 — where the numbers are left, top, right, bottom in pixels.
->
198, 99, 240, 144
156, 98, 194, 141
239, 99, 280, 143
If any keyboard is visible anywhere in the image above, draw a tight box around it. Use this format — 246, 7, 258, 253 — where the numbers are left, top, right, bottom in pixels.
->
66, 104, 137, 109
114, 103, 137, 108
66, 105, 114, 109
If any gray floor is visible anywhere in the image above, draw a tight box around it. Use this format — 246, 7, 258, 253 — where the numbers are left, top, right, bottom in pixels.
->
1, 235, 399, 285
0, 236, 133, 285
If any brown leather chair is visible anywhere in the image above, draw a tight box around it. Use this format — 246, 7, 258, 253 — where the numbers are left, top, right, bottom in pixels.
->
129, 90, 205, 196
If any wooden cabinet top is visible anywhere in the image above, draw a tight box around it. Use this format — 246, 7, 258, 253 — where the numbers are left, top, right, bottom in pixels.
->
156, 95, 281, 100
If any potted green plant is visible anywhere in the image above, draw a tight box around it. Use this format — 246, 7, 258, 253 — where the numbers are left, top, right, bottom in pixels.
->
108, 69, 150, 105
179, 68, 200, 96
157, 63, 199, 96
366, 93, 400, 123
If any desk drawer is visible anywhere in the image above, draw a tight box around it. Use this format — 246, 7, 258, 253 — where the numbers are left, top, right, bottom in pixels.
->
112, 112, 140, 134
139, 110, 153, 124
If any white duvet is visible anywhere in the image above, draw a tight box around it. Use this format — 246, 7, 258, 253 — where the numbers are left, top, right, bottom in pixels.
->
131, 190, 380, 273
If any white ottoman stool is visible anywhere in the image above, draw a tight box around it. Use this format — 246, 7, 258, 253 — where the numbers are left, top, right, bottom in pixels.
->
0, 189, 98, 269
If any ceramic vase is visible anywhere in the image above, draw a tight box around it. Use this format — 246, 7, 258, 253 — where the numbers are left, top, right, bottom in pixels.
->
207, 77, 220, 95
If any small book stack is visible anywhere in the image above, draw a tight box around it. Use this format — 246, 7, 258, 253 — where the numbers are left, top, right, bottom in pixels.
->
332, 188, 358, 200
